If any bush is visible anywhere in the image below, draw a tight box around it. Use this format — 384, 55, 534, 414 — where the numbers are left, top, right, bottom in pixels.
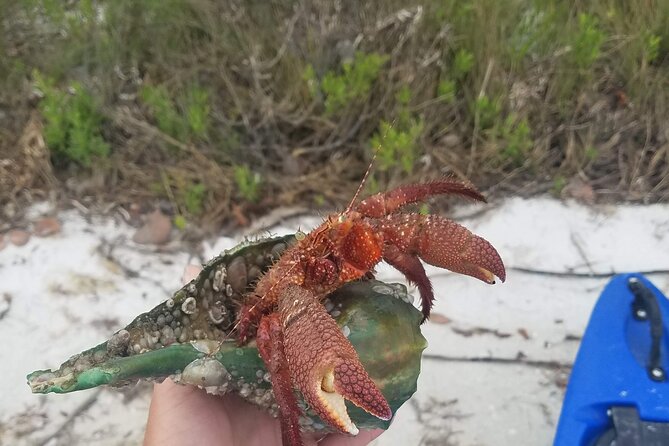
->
317, 52, 389, 115
34, 72, 110, 167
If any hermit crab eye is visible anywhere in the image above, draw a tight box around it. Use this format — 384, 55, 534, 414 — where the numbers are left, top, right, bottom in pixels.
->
337, 214, 346, 223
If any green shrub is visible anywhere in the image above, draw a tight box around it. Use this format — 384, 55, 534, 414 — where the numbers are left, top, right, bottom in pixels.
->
34, 71, 110, 166
173, 214, 188, 230
395, 85, 412, 106
140, 84, 186, 141
233, 165, 262, 203
302, 64, 320, 98
569, 13, 605, 69
320, 52, 389, 115
500, 115, 532, 165
452, 49, 475, 80
643, 32, 661, 65
585, 145, 598, 161
509, 6, 553, 61
183, 183, 206, 215
140, 83, 211, 142
474, 94, 502, 130
552, 175, 567, 195
185, 85, 210, 138
371, 119, 424, 175
437, 79, 457, 103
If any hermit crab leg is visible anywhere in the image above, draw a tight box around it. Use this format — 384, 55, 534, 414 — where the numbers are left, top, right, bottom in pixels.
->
383, 245, 434, 321
354, 179, 486, 218
278, 285, 392, 436
256, 313, 304, 446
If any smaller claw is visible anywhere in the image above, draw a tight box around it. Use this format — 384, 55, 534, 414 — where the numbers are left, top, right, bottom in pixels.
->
382, 214, 506, 285
460, 234, 507, 284
278, 285, 391, 434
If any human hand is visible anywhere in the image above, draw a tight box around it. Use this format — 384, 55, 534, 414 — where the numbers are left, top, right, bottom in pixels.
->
143, 265, 384, 446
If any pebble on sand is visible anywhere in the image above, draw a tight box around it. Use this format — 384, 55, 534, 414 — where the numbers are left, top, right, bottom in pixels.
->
132, 210, 172, 245
34, 217, 62, 237
8, 229, 30, 246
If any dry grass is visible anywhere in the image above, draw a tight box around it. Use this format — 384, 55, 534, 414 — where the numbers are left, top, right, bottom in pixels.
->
1, 0, 668, 229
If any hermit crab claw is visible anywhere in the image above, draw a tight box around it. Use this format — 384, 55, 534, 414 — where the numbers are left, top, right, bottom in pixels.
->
323, 359, 393, 433
278, 285, 392, 434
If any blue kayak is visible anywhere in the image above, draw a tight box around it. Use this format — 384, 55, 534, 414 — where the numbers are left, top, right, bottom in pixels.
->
554, 273, 669, 445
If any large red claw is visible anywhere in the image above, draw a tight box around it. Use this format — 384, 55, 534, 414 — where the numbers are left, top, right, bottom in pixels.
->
278, 285, 391, 434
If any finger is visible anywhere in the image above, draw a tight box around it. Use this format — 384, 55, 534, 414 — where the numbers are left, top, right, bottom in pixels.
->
182, 264, 202, 284
318, 429, 385, 446
144, 379, 233, 445
145, 379, 284, 446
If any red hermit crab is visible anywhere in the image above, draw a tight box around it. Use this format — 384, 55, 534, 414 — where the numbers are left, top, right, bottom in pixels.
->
234, 179, 506, 445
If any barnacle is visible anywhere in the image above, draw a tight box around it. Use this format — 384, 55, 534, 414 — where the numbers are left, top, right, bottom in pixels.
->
27, 235, 426, 431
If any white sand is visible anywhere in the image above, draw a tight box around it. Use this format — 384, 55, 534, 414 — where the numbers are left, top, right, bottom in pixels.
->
1, 197, 668, 446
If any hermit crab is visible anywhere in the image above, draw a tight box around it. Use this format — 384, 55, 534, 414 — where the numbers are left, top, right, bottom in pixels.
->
232, 179, 505, 444
28, 179, 505, 446
28, 235, 427, 432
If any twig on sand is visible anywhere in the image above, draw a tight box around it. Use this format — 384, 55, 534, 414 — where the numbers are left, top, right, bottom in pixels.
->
96, 238, 172, 295
509, 266, 669, 279
383, 266, 669, 283
569, 232, 594, 274
36, 389, 102, 446
424, 353, 572, 370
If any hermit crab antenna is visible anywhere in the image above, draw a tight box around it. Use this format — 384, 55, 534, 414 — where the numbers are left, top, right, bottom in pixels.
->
343, 119, 396, 214
344, 151, 377, 214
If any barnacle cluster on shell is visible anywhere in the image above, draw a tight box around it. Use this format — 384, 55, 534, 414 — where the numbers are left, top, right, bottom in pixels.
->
27, 234, 427, 432
122, 236, 293, 357
28, 236, 294, 392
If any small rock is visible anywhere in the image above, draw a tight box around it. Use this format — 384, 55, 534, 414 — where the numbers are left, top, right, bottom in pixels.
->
0, 293, 11, 320
33, 217, 61, 237
182, 265, 202, 284
8, 229, 30, 246
562, 177, 596, 204
125, 203, 144, 226
282, 154, 302, 176
517, 328, 530, 340
132, 210, 172, 245
231, 203, 249, 227
428, 312, 452, 325
3, 202, 16, 219
440, 133, 462, 149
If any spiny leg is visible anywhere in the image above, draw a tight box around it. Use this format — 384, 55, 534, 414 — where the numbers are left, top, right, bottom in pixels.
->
355, 179, 486, 218
383, 245, 434, 321
256, 314, 304, 446
236, 303, 261, 345
237, 259, 304, 345
278, 285, 391, 434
